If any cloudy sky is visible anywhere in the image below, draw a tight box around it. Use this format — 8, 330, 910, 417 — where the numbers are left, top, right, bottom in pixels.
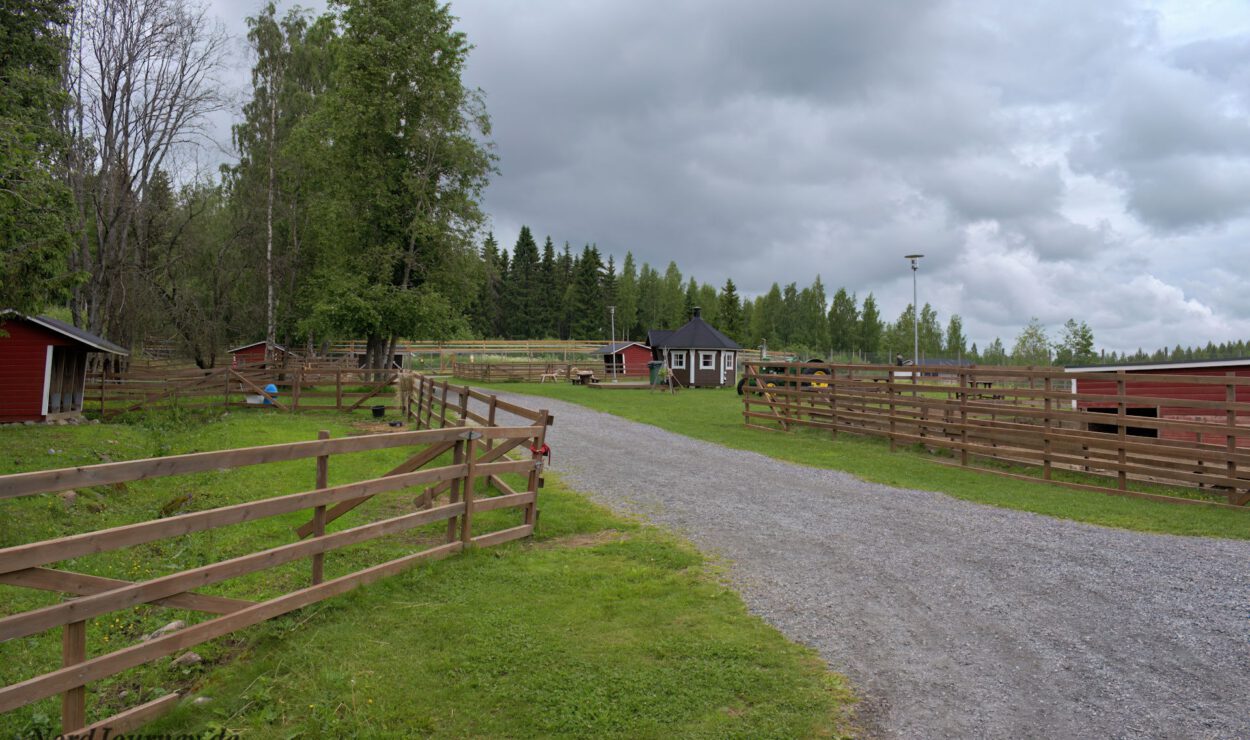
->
207, 0, 1250, 354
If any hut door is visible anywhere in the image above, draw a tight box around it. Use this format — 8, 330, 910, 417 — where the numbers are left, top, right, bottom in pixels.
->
45, 347, 84, 415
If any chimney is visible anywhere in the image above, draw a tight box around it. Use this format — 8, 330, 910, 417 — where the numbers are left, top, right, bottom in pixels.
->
693, 306, 702, 319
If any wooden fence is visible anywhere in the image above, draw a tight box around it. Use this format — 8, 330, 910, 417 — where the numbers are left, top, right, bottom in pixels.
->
0, 375, 550, 735
741, 361, 1250, 508
85, 366, 407, 419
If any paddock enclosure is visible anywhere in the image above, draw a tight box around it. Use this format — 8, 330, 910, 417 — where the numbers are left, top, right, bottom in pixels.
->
742, 361, 1250, 508
0, 375, 551, 735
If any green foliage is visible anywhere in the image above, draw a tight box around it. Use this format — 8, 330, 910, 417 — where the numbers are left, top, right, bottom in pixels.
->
718, 278, 743, 342
828, 288, 858, 353
1054, 318, 1096, 366
1011, 317, 1051, 365
0, 0, 74, 314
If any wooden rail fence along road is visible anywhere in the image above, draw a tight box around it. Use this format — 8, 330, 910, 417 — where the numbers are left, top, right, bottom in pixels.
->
0, 375, 550, 735
742, 361, 1250, 508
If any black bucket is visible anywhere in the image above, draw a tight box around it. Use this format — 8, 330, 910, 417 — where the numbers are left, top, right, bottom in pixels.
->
371, 405, 385, 419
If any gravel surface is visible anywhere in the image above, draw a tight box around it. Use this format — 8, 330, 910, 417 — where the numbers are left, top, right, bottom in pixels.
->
485, 391, 1250, 739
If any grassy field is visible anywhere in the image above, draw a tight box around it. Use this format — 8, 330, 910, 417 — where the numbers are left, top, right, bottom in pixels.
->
0, 408, 855, 738
468, 380, 1250, 540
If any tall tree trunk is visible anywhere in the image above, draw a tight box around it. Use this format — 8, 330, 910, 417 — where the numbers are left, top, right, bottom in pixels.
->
266, 89, 277, 362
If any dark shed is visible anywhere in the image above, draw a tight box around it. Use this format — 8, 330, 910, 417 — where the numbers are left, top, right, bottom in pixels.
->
649, 308, 741, 388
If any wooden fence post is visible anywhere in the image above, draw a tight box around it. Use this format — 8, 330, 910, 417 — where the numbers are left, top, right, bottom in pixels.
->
1043, 375, 1053, 480
829, 368, 838, 440
457, 386, 469, 427
439, 382, 449, 428
486, 396, 498, 451
460, 431, 480, 543
292, 367, 302, 412
61, 620, 86, 732
888, 368, 897, 452
446, 439, 466, 542
1226, 373, 1241, 505
312, 430, 329, 585
959, 370, 969, 467
1117, 373, 1128, 490
335, 371, 343, 412
526, 412, 549, 528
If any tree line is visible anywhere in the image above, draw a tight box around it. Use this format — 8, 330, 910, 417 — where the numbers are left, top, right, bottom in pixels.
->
1, 0, 1244, 369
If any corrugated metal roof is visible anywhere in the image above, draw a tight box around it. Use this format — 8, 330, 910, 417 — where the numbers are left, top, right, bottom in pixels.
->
592, 342, 650, 355
228, 340, 289, 354
2, 312, 129, 355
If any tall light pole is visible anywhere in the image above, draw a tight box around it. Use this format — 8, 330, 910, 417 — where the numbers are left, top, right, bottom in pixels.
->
904, 254, 924, 372
608, 305, 617, 382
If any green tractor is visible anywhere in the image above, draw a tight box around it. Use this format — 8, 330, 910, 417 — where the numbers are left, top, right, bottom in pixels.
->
737, 358, 830, 395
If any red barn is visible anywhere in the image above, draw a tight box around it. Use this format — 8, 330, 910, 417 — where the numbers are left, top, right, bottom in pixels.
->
0, 313, 128, 423
593, 342, 653, 378
229, 341, 290, 368
1066, 359, 1250, 447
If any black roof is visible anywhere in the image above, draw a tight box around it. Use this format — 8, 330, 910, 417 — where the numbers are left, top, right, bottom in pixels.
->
2, 311, 128, 355
654, 310, 741, 350
646, 330, 674, 348
592, 342, 649, 355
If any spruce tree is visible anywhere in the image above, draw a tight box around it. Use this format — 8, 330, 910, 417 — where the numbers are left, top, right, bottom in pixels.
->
718, 278, 743, 342
828, 288, 859, 354
617, 252, 639, 340
539, 237, 557, 337
858, 293, 884, 358
503, 226, 541, 338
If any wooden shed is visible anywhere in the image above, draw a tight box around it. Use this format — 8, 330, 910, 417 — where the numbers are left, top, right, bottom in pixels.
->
649, 308, 740, 388
229, 341, 290, 368
1065, 358, 1250, 446
0, 313, 128, 423
592, 342, 652, 379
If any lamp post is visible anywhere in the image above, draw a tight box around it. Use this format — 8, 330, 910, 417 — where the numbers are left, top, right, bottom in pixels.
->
608, 305, 617, 382
904, 254, 924, 374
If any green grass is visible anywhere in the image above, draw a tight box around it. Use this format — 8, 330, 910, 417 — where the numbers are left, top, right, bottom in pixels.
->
0, 409, 854, 738
468, 381, 1250, 540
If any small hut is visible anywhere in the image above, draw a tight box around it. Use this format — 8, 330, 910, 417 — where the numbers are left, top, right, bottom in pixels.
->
0, 312, 128, 423
592, 342, 653, 379
649, 308, 741, 388
228, 341, 291, 368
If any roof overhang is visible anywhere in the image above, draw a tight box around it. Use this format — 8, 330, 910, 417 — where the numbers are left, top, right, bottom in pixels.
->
2, 311, 129, 355
1064, 358, 1250, 373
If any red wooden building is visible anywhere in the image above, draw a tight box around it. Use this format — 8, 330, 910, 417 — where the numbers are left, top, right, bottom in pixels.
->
0, 313, 128, 423
592, 342, 653, 378
1066, 359, 1250, 447
228, 341, 291, 368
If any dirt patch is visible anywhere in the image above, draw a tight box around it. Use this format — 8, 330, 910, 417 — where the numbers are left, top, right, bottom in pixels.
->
530, 530, 629, 550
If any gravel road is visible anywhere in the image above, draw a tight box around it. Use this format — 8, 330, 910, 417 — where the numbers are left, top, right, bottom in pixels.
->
487, 391, 1249, 739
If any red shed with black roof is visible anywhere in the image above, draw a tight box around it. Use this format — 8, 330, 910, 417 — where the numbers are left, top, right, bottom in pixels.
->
0, 312, 128, 423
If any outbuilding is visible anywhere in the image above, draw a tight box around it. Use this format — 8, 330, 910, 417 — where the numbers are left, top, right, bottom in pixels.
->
592, 342, 652, 379
1065, 358, 1250, 446
649, 308, 740, 388
229, 341, 290, 368
0, 312, 129, 423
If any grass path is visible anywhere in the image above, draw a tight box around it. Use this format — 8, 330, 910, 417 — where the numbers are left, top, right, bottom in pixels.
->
470, 381, 1249, 539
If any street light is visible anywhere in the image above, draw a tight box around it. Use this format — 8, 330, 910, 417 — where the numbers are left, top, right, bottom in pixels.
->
904, 254, 924, 373
608, 305, 617, 382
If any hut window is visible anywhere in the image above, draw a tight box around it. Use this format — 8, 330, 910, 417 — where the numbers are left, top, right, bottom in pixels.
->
670, 352, 686, 369
699, 352, 716, 370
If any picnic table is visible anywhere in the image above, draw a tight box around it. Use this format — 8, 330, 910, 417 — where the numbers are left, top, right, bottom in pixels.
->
573, 370, 597, 385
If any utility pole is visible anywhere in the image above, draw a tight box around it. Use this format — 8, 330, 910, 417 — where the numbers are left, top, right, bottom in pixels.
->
609, 305, 617, 382
905, 254, 924, 381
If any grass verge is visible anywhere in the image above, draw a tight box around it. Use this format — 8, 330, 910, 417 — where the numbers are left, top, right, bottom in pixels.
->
0, 409, 855, 738
468, 381, 1250, 540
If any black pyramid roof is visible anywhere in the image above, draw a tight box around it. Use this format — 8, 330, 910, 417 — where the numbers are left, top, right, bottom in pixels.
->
655, 308, 740, 350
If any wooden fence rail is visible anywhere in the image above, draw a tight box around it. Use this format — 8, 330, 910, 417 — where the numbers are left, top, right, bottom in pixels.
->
741, 361, 1250, 508
0, 374, 550, 735
83, 366, 412, 419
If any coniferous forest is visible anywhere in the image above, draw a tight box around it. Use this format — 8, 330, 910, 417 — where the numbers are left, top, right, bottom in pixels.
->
2, 0, 1247, 368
